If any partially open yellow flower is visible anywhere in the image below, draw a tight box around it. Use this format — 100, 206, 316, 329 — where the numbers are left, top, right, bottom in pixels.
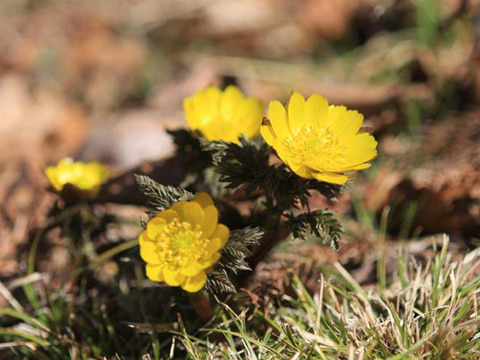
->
139, 192, 229, 293
45, 158, 109, 199
183, 85, 264, 143
260, 92, 377, 185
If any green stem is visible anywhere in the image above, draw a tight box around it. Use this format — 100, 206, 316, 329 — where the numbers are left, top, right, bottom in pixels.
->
70, 238, 139, 280
89, 238, 139, 269
377, 206, 390, 292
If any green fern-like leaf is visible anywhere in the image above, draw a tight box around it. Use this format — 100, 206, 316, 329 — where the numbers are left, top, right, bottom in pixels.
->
285, 210, 343, 250
219, 227, 263, 274
205, 227, 263, 294
205, 268, 236, 295
201, 136, 271, 196
134, 174, 194, 215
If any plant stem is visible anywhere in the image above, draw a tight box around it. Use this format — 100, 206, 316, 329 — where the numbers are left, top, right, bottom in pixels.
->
189, 291, 214, 323
248, 223, 288, 271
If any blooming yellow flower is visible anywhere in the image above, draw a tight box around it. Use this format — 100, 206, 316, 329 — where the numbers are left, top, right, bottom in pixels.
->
183, 85, 264, 143
45, 158, 109, 199
260, 92, 377, 185
139, 192, 229, 293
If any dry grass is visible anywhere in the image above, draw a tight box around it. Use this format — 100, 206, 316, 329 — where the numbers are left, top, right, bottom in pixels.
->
179, 236, 480, 360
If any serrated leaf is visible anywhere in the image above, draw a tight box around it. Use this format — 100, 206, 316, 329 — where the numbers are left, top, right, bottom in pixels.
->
205, 268, 236, 295
205, 227, 264, 294
286, 210, 343, 250
134, 174, 195, 215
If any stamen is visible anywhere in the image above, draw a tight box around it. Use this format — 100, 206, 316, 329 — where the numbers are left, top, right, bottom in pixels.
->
284, 125, 347, 170
154, 218, 209, 268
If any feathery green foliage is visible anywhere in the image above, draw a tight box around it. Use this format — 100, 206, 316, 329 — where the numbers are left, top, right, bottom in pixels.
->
202, 136, 343, 248
205, 227, 264, 294
135, 174, 195, 215
285, 210, 343, 249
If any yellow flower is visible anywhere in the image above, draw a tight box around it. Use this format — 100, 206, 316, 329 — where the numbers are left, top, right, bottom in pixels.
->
260, 92, 377, 185
183, 85, 264, 143
139, 192, 229, 293
45, 158, 109, 199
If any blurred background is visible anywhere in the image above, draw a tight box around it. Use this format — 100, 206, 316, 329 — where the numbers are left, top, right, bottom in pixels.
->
1, 0, 479, 282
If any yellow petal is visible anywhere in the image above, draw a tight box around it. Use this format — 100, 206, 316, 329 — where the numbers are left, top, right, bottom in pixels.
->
268, 100, 289, 139
138, 231, 150, 244
146, 264, 164, 282
45, 167, 61, 191
220, 85, 244, 120
146, 217, 167, 239
199, 252, 221, 268
243, 121, 262, 139
181, 202, 205, 227
320, 158, 374, 173
238, 97, 263, 137
183, 97, 198, 128
170, 201, 187, 215
344, 162, 372, 171
182, 272, 207, 293
89, 162, 109, 182
203, 86, 222, 107
328, 107, 363, 140
271, 138, 292, 167
183, 85, 263, 142
289, 163, 313, 178
195, 192, 214, 209
343, 133, 378, 165
157, 209, 179, 223
312, 171, 349, 185
44, 158, 109, 196
305, 93, 329, 127
202, 205, 218, 239
334, 162, 372, 172
188, 86, 221, 131
163, 268, 185, 286
57, 158, 73, 167
139, 233, 161, 264
179, 261, 203, 276
287, 92, 306, 133
211, 224, 230, 246
260, 124, 277, 146
205, 238, 222, 257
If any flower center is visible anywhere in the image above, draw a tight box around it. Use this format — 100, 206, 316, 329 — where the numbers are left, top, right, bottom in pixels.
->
155, 218, 208, 268
171, 232, 194, 250
284, 126, 347, 170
